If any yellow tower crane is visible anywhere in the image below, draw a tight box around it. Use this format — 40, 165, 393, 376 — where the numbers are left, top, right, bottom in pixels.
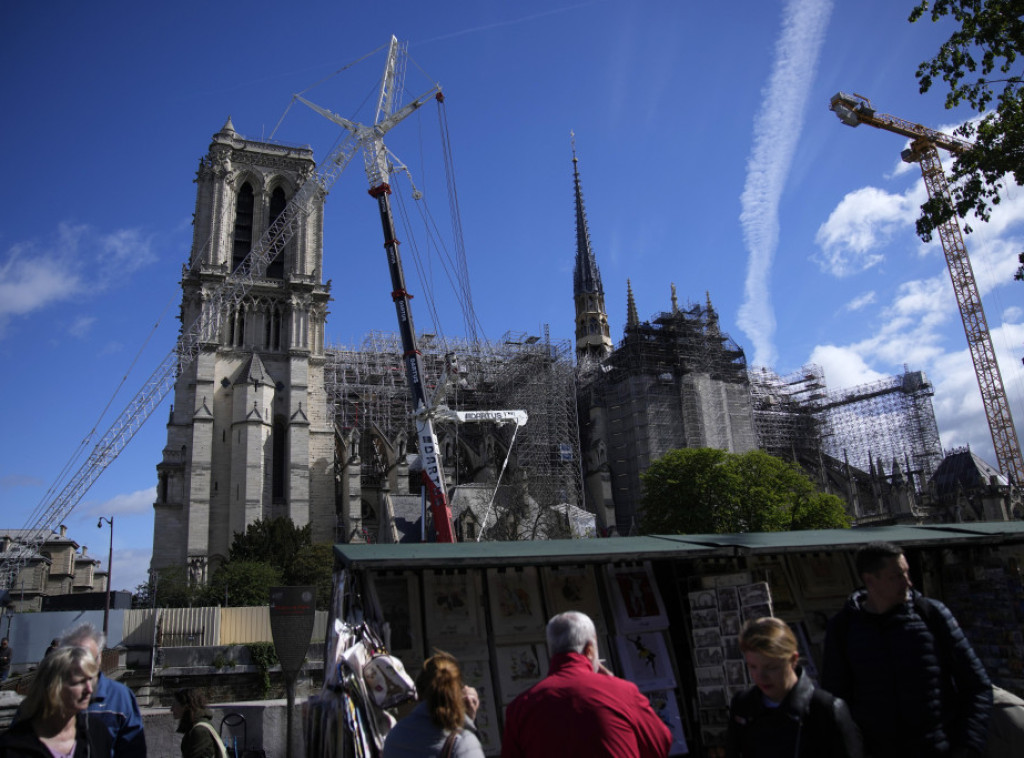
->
830, 91, 1024, 484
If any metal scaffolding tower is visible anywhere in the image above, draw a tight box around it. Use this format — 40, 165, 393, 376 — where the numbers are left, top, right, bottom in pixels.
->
324, 329, 583, 540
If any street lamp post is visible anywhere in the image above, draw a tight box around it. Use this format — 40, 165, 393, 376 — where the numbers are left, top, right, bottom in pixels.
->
97, 516, 114, 639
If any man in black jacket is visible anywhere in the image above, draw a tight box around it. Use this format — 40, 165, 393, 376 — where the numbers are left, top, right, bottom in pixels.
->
822, 542, 991, 757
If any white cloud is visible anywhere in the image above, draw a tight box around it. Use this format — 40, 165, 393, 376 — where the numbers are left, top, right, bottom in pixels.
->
738, 0, 834, 368
0, 223, 158, 340
107, 547, 152, 593
809, 344, 886, 388
813, 187, 916, 276
843, 291, 876, 312
69, 315, 97, 338
0, 230, 85, 317
86, 487, 156, 517
0, 474, 45, 490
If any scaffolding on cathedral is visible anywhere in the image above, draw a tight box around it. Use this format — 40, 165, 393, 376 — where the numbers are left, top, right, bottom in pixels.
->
749, 364, 829, 460
579, 299, 756, 533
323, 329, 584, 531
818, 370, 944, 486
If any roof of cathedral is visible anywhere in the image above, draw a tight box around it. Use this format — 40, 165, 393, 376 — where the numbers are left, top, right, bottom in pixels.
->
931, 448, 1008, 494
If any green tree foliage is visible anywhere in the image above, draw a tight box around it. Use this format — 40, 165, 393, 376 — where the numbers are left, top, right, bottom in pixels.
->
229, 517, 311, 568
286, 543, 335, 610
639, 448, 852, 535
141, 566, 207, 608
203, 560, 284, 607
909, 1, 1024, 243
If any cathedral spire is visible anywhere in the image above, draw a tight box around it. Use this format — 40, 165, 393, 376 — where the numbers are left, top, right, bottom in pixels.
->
571, 133, 612, 361
626, 278, 639, 329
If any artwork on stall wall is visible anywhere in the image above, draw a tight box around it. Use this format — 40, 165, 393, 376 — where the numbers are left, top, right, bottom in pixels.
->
368, 572, 423, 661
738, 581, 773, 622
750, 556, 800, 619
725, 659, 748, 688
614, 631, 677, 691
495, 642, 549, 703
541, 565, 606, 632
607, 563, 668, 632
793, 552, 856, 602
687, 572, 774, 752
459, 657, 501, 754
487, 567, 546, 639
646, 689, 689, 756
424, 571, 484, 648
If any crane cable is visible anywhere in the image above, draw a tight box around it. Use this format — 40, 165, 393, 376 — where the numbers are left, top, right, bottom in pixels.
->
475, 422, 522, 542
436, 96, 485, 343
20, 290, 176, 532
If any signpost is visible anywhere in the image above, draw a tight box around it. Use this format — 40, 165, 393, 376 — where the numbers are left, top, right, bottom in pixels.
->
269, 586, 316, 758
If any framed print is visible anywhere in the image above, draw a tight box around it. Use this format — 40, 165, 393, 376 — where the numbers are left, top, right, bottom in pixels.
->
607, 563, 668, 632
424, 570, 483, 645
750, 556, 800, 619
716, 586, 740, 612
459, 657, 501, 754
725, 659, 748, 687
793, 552, 856, 601
368, 572, 423, 661
691, 607, 720, 630
541, 565, 606, 632
615, 631, 677, 691
692, 626, 723, 649
646, 690, 689, 755
720, 610, 742, 637
688, 588, 718, 611
495, 643, 548, 703
695, 665, 725, 687
487, 567, 546, 640
738, 581, 773, 622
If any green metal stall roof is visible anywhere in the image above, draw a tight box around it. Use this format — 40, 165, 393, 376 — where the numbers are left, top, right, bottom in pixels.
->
654, 523, 1024, 554
333, 523, 1024, 569
332, 535, 716, 570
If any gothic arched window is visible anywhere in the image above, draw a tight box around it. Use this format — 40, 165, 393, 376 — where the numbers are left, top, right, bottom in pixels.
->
232, 182, 255, 272
266, 186, 286, 279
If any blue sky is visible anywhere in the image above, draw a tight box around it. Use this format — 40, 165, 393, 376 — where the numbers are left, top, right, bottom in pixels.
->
2, 0, 1022, 594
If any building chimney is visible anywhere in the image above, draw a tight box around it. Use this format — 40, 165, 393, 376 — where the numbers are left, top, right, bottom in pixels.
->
59, 524, 67, 539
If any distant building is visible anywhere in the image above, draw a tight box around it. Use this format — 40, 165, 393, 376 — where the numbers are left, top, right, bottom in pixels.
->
0, 525, 106, 612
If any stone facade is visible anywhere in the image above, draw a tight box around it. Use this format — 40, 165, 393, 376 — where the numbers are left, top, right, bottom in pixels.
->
151, 121, 334, 578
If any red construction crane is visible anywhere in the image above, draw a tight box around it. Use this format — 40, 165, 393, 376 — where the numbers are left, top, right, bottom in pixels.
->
830, 92, 1024, 483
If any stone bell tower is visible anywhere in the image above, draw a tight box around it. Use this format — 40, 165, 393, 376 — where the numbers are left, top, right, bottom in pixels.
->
151, 119, 334, 581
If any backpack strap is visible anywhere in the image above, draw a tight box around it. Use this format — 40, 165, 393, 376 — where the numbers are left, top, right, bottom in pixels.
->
440, 730, 459, 758
192, 720, 229, 758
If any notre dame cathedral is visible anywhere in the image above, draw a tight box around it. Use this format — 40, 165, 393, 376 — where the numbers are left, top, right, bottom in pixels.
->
152, 121, 998, 582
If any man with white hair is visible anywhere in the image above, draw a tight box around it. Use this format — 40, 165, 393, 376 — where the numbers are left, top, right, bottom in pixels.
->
501, 611, 671, 758
61, 622, 147, 757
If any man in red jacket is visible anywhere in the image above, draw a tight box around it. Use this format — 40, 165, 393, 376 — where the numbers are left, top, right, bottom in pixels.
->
501, 611, 672, 758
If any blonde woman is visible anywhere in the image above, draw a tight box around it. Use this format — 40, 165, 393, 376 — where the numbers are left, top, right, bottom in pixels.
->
727, 617, 861, 758
0, 646, 111, 757
383, 651, 484, 758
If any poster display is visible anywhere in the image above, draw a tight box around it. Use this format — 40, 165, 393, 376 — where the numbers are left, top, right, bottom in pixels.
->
541, 565, 606, 632
688, 577, 772, 750
487, 567, 546, 640
607, 563, 669, 632
614, 631, 677, 691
